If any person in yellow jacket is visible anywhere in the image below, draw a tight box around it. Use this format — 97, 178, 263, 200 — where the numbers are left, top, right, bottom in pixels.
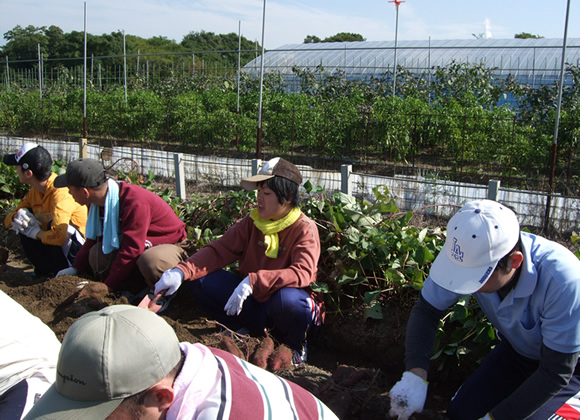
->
4, 143, 87, 277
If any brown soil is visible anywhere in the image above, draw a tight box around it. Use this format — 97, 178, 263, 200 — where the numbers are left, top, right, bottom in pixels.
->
0, 226, 468, 420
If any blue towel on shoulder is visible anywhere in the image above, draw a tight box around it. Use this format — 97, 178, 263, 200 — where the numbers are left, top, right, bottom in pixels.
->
85, 179, 121, 254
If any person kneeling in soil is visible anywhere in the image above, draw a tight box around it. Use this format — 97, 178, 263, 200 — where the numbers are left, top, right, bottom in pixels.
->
4, 143, 87, 277
53, 158, 187, 298
155, 157, 323, 365
23, 305, 338, 420
389, 200, 580, 420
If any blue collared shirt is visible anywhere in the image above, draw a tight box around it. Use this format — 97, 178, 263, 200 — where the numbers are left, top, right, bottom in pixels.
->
422, 232, 580, 360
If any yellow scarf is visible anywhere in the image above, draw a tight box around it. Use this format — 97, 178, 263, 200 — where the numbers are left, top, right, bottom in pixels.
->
250, 207, 301, 258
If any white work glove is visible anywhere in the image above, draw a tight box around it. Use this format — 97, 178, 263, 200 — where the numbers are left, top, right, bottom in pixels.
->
11, 217, 26, 233
224, 276, 253, 316
11, 208, 38, 233
56, 267, 78, 277
480, 414, 493, 420
22, 223, 41, 240
154, 268, 184, 296
389, 371, 428, 420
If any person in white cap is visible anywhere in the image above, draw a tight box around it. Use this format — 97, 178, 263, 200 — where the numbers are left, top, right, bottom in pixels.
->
155, 157, 323, 365
23, 305, 338, 420
3, 143, 87, 277
389, 199, 580, 420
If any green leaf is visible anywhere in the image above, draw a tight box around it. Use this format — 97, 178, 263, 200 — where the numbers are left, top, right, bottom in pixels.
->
364, 290, 381, 304
413, 245, 435, 266
449, 305, 469, 322
310, 282, 330, 293
363, 300, 384, 320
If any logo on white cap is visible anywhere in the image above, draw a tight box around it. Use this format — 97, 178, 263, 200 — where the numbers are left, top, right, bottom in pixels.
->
15, 143, 38, 162
450, 238, 464, 262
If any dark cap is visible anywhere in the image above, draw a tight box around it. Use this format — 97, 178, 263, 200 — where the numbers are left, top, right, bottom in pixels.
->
54, 158, 107, 188
3, 143, 52, 175
240, 157, 302, 191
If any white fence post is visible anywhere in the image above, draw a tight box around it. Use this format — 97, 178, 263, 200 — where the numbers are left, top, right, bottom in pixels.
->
174, 153, 186, 199
488, 179, 501, 201
341, 164, 352, 196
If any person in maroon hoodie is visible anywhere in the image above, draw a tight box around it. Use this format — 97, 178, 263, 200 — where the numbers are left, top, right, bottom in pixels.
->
155, 157, 323, 364
53, 158, 187, 295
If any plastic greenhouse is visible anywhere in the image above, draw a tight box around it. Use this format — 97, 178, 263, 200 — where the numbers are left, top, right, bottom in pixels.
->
243, 38, 580, 91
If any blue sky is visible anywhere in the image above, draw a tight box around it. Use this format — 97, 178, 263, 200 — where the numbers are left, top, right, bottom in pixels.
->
1, 0, 578, 49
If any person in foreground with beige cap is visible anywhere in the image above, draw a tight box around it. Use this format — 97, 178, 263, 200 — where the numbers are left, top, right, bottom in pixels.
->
23, 305, 338, 420
388, 200, 580, 420
155, 157, 323, 365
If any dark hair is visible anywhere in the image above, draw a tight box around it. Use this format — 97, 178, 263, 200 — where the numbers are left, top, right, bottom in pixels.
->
90, 180, 109, 191
495, 235, 522, 272
259, 176, 300, 207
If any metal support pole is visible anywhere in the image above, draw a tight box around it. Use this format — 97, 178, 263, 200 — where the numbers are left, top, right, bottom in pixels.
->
545, 0, 571, 230
256, 0, 267, 159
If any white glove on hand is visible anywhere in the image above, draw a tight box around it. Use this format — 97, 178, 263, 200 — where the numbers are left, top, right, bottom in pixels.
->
12, 208, 38, 233
224, 276, 253, 316
154, 268, 184, 296
11, 217, 26, 233
480, 414, 493, 420
56, 267, 78, 277
22, 224, 41, 240
389, 371, 428, 420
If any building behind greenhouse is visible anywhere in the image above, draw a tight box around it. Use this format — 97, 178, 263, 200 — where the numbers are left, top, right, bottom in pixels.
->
243, 38, 580, 92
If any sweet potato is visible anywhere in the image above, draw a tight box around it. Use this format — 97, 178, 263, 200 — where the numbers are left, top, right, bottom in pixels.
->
220, 335, 245, 360
268, 344, 293, 372
250, 336, 275, 369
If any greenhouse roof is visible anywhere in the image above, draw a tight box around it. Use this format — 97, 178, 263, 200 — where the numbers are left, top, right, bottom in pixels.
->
244, 38, 580, 79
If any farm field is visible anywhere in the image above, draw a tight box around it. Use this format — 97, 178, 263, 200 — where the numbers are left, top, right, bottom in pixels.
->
0, 223, 468, 420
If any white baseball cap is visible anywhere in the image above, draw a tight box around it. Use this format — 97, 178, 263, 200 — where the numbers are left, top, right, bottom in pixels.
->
429, 200, 520, 294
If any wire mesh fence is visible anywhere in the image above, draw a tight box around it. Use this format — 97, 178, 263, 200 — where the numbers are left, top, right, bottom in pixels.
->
2, 136, 579, 233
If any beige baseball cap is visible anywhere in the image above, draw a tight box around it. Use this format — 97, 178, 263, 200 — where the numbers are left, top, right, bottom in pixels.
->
23, 305, 181, 420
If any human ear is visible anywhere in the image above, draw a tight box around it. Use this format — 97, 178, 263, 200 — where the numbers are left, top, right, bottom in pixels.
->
147, 384, 174, 411
509, 251, 524, 270
22, 168, 34, 180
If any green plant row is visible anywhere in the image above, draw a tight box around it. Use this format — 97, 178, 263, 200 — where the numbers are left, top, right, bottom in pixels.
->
1, 62, 580, 184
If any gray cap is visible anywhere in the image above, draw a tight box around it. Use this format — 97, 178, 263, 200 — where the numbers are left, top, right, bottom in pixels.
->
23, 305, 181, 420
54, 158, 107, 188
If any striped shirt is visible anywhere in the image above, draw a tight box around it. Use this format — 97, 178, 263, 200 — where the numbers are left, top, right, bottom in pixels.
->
166, 343, 338, 420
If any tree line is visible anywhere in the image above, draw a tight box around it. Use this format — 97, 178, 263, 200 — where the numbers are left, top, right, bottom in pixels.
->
1, 25, 372, 72
0, 25, 262, 70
